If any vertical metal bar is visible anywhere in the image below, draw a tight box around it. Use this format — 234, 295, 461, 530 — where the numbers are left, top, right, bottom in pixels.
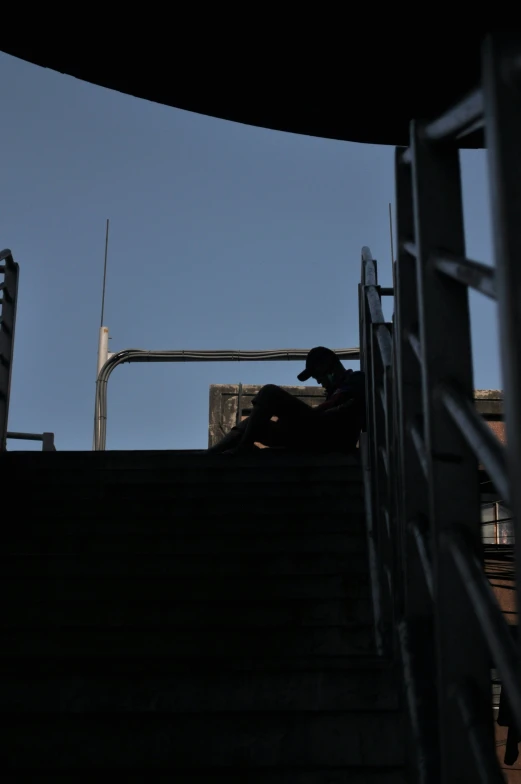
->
361, 265, 379, 543
383, 352, 398, 626
0, 255, 19, 452
42, 432, 56, 452
370, 323, 394, 653
482, 32, 521, 667
394, 149, 433, 623
359, 262, 385, 654
391, 262, 405, 619
410, 120, 494, 782
236, 382, 243, 427
394, 147, 440, 782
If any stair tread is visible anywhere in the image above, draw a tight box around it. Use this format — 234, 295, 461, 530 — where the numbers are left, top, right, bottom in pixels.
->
6, 769, 407, 783
1, 625, 376, 657
13, 514, 366, 534
14, 495, 365, 513
1, 668, 400, 712
0, 654, 395, 674
5, 468, 363, 485
3, 573, 370, 600
3, 531, 367, 555
2, 597, 372, 626
2, 711, 405, 768
0, 449, 361, 469
2, 551, 368, 577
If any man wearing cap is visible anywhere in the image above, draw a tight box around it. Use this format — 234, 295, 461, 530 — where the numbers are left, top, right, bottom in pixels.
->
207, 347, 365, 456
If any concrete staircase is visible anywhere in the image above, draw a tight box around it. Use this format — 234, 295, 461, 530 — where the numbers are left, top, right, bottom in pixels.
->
1, 450, 406, 780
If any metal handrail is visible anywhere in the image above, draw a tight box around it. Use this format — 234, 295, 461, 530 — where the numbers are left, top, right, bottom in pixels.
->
361, 32, 521, 784
6, 431, 56, 451
93, 347, 360, 451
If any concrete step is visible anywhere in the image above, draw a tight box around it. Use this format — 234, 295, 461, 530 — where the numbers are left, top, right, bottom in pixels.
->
5, 465, 363, 486
7, 770, 407, 784
0, 653, 394, 676
2, 551, 369, 578
2, 597, 373, 627
11, 483, 365, 506
16, 502, 365, 533
3, 530, 368, 556
1, 624, 375, 658
1, 668, 400, 713
4, 573, 369, 602
0, 449, 362, 472
2, 711, 405, 768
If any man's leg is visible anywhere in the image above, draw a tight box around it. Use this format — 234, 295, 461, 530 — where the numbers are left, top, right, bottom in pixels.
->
207, 419, 250, 454
225, 385, 315, 454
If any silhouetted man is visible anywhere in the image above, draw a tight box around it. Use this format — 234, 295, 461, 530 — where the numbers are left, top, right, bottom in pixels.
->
208, 346, 365, 456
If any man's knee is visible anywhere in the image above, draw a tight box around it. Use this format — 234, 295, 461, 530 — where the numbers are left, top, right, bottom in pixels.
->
255, 384, 281, 402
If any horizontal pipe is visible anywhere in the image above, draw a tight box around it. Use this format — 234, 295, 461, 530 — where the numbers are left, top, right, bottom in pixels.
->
94, 346, 360, 450
431, 252, 496, 300
423, 88, 484, 142
440, 383, 509, 504
105, 347, 360, 365
380, 287, 394, 296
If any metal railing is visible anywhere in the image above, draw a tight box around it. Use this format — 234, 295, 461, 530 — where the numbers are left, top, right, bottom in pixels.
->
0, 249, 19, 451
360, 31, 521, 784
93, 347, 360, 450
6, 431, 56, 451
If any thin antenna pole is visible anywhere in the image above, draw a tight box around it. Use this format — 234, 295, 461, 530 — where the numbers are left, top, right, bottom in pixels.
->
94, 219, 110, 450
389, 203, 395, 265
100, 219, 110, 328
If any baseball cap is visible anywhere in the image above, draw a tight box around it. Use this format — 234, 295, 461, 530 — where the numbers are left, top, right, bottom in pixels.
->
297, 347, 338, 382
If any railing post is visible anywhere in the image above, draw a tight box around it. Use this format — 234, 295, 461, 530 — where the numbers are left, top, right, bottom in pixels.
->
394, 148, 440, 783
359, 256, 386, 653
42, 432, 56, 452
359, 249, 396, 655
409, 120, 494, 782
370, 322, 396, 652
0, 251, 19, 452
482, 32, 521, 665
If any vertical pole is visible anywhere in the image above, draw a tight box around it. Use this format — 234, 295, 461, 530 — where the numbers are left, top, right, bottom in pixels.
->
410, 119, 493, 783
394, 147, 439, 783
93, 327, 110, 450
482, 32, 521, 665
100, 219, 110, 329
389, 202, 395, 265
93, 220, 111, 450
0, 253, 19, 452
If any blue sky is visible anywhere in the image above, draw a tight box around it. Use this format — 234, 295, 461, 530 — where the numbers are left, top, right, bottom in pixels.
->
0, 53, 500, 451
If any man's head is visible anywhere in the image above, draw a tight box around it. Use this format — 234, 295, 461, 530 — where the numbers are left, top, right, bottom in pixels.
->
297, 347, 344, 390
